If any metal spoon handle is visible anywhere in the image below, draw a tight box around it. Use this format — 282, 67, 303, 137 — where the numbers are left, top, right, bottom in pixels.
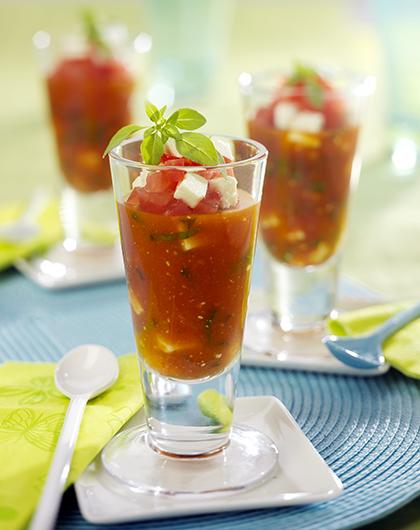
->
29, 395, 88, 530
375, 302, 420, 341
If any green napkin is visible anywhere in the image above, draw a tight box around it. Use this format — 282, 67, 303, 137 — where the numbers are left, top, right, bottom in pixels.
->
0, 198, 62, 271
0, 354, 143, 530
328, 301, 420, 379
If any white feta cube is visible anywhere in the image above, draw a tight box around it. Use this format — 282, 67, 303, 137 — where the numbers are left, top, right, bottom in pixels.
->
132, 169, 148, 188
209, 175, 238, 209
290, 111, 324, 133
174, 172, 208, 208
273, 102, 298, 129
211, 136, 234, 161
165, 137, 182, 158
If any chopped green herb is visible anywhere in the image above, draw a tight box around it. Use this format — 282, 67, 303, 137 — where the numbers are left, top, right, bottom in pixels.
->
282, 250, 294, 263
149, 228, 198, 242
131, 211, 145, 224
180, 267, 192, 279
180, 217, 196, 230
135, 267, 145, 280
290, 169, 303, 181
311, 181, 326, 193
278, 158, 289, 173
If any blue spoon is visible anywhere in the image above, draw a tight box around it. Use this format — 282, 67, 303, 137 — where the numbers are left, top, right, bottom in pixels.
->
323, 302, 420, 369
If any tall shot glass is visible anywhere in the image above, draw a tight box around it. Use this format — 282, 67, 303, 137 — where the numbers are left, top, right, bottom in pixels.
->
239, 68, 374, 356
34, 25, 137, 251
102, 136, 278, 495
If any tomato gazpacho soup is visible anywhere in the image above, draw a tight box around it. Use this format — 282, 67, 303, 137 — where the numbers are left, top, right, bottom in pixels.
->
117, 146, 258, 380
248, 64, 359, 267
47, 24, 135, 193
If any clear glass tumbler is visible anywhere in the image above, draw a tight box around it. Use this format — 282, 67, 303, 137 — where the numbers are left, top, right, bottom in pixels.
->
102, 135, 278, 496
34, 25, 137, 251
239, 68, 373, 354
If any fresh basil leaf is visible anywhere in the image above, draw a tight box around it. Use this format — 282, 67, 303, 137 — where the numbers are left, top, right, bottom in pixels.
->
305, 80, 324, 109
103, 124, 146, 157
288, 62, 318, 85
141, 133, 164, 165
143, 126, 156, 138
82, 9, 110, 56
174, 108, 206, 130
159, 105, 167, 117
145, 101, 160, 123
167, 111, 179, 125
176, 132, 219, 165
161, 131, 169, 144
164, 124, 181, 139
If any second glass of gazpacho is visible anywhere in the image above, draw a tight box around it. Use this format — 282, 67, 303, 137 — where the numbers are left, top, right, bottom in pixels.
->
102, 103, 278, 497
239, 65, 373, 340
35, 13, 136, 250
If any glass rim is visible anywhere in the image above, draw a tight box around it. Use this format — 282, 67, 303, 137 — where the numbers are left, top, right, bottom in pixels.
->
238, 67, 376, 98
109, 134, 268, 171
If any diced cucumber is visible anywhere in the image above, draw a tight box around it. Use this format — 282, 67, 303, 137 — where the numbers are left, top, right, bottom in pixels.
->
197, 389, 233, 432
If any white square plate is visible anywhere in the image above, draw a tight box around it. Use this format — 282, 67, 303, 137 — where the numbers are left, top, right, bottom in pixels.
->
15, 243, 125, 289
242, 280, 390, 376
75, 396, 343, 524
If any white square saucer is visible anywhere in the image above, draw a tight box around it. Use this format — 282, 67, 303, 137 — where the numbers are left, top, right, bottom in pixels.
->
15, 243, 125, 289
242, 281, 390, 376
75, 396, 343, 524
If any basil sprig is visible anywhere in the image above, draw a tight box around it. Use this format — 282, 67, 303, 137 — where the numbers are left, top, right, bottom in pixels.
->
82, 10, 110, 56
104, 102, 219, 165
287, 62, 325, 110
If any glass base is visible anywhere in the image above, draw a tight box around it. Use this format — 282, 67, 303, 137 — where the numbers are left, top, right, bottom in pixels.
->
244, 310, 331, 361
266, 253, 339, 331
101, 424, 278, 497
61, 186, 117, 249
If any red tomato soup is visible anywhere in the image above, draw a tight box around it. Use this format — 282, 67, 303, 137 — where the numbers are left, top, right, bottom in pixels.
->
47, 53, 135, 193
248, 67, 359, 267
117, 156, 258, 380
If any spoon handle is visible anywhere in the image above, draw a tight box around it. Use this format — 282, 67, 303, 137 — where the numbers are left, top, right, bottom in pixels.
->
29, 395, 88, 530
375, 302, 420, 341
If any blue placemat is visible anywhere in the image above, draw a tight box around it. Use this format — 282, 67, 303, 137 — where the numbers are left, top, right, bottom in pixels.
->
0, 270, 419, 530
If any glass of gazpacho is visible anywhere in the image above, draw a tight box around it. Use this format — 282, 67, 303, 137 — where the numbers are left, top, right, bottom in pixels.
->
239, 65, 373, 348
102, 105, 277, 496
35, 14, 136, 249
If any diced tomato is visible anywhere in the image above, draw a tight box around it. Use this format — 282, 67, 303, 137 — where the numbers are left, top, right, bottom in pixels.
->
127, 187, 173, 214
160, 154, 201, 167
255, 104, 275, 127
323, 97, 346, 129
193, 188, 221, 214
164, 199, 192, 216
197, 168, 220, 180
145, 169, 185, 193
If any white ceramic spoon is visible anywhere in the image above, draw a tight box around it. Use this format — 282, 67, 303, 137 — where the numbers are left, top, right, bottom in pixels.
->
29, 344, 119, 530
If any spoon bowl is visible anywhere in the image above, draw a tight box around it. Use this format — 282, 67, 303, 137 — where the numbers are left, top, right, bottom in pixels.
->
56, 344, 119, 398
323, 301, 420, 370
323, 335, 384, 369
